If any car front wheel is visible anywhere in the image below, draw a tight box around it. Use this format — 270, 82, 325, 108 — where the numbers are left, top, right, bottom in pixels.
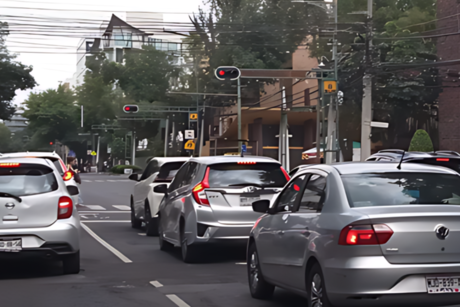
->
145, 204, 158, 236
131, 201, 142, 229
247, 242, 274, 299
307, 263, 333, 307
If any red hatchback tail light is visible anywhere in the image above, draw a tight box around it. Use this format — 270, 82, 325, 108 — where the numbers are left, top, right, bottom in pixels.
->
192, 167, 210, 206
58, 196, 73, 219
339, 224, 393, 245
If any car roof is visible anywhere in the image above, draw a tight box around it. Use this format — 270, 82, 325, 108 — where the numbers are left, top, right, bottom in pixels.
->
330, 162, 460, 175
0, 152, 61, 160
189, 155, 280, 165
150, 157, 190, 166
0, 157, 54, 167
368, 150, 460, 161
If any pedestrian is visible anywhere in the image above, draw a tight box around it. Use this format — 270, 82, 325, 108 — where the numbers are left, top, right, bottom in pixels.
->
67, 157, 83, 204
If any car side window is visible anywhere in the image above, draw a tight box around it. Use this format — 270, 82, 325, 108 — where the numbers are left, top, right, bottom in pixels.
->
298, 174, 327, 213
275, 175, 306, 212
168, 163, 189, 193
366, 158, 377, 161
181, 162, 198, 187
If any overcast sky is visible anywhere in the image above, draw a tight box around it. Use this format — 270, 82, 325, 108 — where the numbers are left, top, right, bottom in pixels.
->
1, 0, 204, 107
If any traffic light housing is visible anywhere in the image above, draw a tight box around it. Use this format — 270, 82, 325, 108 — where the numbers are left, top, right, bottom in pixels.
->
215, 66, 241, 81
123, 105, 139, 113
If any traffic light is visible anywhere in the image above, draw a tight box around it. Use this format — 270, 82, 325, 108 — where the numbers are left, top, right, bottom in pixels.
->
123, 105, 139, 113
215, 66, 241, 81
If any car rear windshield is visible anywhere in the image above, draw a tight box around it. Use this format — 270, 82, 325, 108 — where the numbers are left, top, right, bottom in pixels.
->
154, 162, 185, 182
342, 172, 460, 208
407, 158, 460, 173
208, 163, 287, 188
0, 164, 58, 196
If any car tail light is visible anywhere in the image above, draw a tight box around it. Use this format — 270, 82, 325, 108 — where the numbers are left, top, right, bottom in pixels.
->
58, 196, 73, 219
339, 224, 393, 245
63, 171, 74, 181
192, 167, 210, 206
0, 163, 20, 167
281, 167, 290, 181
237, 161, 257, 165
437, 158, 450, 162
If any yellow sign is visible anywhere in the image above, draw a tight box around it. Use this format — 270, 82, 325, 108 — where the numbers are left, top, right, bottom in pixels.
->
184, 140, 195, 150
91, 151, 97, 156
323, 81, 337, 94
189, 113, 198, 120
224, 152, 240, 156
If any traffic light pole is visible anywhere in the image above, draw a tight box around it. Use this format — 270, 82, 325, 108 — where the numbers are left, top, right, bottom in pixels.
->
237, 78, 242, 152
164, 117, 169, 157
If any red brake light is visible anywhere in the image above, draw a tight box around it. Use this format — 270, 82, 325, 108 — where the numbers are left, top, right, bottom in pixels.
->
339, 224, 393, 245
0, 163, 20, 167
237, 161, 257, 165
192, 167, 210, 206
437, 158, 450, 162
63, 171, 74, 181
58, 196, 73, 219
281, 167, 290, 181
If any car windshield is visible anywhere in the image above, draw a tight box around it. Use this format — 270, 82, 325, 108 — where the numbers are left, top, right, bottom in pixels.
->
0, 164, 58, 196
342, 172, 460, 208
154, 162, 186, 182
208, 163, 288, 188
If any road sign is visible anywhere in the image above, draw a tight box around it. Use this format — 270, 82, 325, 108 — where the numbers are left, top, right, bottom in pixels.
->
91, 151, 97, 156
323, 81, 337, 94
185, 130, 195, 140
189, 113, 198, 121
371, 121, 389, 128
184, 140, 195, 150
241, 144, 247, 152
87, 150, 91, 155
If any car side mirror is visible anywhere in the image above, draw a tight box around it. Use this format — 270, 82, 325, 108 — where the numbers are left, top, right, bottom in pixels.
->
154, 184, 168, 194
129, 174, 139, 181
67, 186, 79, 196
252, 199, 270, 214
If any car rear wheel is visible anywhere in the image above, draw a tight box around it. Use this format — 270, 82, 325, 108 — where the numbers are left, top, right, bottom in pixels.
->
62, 251, 80, 274
307, 263, 333, 307
247, 242, 274, 299
144, 203, 158, 236
131, 201, 142, 229
180, 226, 198, 263
158, 218, 173, 251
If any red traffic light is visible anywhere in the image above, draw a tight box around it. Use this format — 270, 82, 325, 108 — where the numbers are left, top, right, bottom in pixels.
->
123, 105, 139, 113
50, 142, 53, 145
215, 66, 241, 80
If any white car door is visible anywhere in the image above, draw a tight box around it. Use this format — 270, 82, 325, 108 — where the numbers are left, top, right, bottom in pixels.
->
133, 161, 159, 217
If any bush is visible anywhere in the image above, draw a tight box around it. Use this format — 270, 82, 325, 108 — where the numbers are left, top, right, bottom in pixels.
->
408, 129, 434, 152
110, 165, 143, 174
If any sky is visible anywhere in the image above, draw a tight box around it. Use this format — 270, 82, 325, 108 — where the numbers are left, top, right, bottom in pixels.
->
1, 0, 205, 107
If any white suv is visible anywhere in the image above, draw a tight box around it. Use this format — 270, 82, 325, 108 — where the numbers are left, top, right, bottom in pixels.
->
130, 157, 189, 236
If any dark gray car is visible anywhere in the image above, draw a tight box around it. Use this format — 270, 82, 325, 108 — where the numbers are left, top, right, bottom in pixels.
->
155, 156, 289, 263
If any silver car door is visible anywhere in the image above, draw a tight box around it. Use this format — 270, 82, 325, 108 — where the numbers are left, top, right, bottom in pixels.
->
257, 175, 307, 283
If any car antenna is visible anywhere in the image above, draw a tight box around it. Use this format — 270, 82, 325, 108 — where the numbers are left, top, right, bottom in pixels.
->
397, 151, 405, 170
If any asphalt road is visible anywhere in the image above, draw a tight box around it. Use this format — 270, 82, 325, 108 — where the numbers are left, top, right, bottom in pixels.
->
0, 173, 459, 307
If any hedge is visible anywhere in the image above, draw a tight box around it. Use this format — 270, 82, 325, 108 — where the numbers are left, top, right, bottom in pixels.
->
408, 129, 434, 152
110, 165, 143, 174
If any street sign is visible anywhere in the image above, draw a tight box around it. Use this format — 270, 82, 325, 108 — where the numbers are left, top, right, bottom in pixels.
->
87, 150, 91, 155
189, 113, 198, 121
323, 81, 337, 93
91, 151, 97, 156
184, 140, 195, 150
185, 130, 195, 140
107, 147, 111, 154
241, 144, 247, 152
371, 121, 389, 128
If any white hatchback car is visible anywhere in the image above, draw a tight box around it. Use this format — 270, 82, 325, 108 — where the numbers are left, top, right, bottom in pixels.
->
130, 157, 189, 236
0, 152, 81, 206
0, 158, 81, 274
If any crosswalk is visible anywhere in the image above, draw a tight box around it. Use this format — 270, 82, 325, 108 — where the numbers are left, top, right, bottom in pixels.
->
82, 179, 131, 183
79, 205, 131, 211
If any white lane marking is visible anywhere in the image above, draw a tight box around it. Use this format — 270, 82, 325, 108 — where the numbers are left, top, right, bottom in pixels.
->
79, 211, 130, 214
82, 180, 92, 182
81, 220, 130, 223
150, 280, 163, 288
80, 223, 132, 263
107, 180, 117, 182
138, 233, 146, 236
80, 215, 89, 219
166, 295, 190, 307
113, 205, 131, 211
84, 205, 106, 210
95, 180, 104, 182
235, 262, 247, 265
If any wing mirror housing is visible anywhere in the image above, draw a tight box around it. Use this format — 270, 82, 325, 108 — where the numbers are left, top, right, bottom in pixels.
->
67, 186, 79, 196
154, 184, 168, 194
129, 174, 139, 181
252, 199, 271, 214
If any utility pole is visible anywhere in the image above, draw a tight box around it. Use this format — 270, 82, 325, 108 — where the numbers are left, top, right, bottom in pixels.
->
164, 117, 169, 157
132, 130, 136, 166
237, 78, 242, 153
360, 0, 373, 161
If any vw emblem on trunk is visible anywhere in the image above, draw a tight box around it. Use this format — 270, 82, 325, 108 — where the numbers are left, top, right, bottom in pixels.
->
5, 203, 14, 210
435, 225, 450, 240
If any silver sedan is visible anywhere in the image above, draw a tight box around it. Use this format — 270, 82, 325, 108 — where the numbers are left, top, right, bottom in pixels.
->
248, 162, 460, 307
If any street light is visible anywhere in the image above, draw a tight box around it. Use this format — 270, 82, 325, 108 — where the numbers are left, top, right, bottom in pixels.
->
318, 56, 330, 67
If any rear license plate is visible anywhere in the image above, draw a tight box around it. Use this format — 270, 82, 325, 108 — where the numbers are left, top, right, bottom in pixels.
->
0, 239, 22, 252
240, 196, 260, 207
426, 277, 460, 293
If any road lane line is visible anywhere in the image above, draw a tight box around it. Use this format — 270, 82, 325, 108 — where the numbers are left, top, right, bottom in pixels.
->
81, 220, 130, 223
150, 280, 163, 288
166, 295, 190, 307
83, 180, 92, 182
138, 233, 146, 236
113, 205, 131, 211
80, 223, 132, 263
235, 262, 247, 265
79, 211, 130, 213
84, 205, 106, 210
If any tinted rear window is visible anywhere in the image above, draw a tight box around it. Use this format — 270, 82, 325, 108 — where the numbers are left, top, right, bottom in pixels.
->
0, 164, 58, 196
342, 173, 460, 208
408, 158, 460, 173
208, 163, 287, 188
155, 162, 186, 182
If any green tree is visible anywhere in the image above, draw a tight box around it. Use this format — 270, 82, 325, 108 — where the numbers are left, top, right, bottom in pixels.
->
408, 129, 434, 152
0, 22, 36, 120
0, 123, 11, 152
23, 85, 79, 147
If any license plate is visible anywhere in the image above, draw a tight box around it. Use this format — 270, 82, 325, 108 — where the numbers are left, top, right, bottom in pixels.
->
0, 239, 22, 252
240, 196, 260, 207
426, 276, 460, 294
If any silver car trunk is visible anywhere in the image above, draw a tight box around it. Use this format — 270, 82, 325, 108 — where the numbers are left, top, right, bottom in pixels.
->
355, 206, 460, 264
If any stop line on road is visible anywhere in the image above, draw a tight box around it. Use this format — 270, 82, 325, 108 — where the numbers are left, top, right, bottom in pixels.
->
80, 205, 131, 211
82, 179, 131, 183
